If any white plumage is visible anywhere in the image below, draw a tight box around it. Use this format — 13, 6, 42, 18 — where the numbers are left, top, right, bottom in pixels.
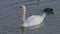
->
23, 13, 46, 27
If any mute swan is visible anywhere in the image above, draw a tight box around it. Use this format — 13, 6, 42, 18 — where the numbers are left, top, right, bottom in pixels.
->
20, 5, 54, 27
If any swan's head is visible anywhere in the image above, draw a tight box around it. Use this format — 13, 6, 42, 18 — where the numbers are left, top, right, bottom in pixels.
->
43, 8, 54, 15
20, 5, 26, 11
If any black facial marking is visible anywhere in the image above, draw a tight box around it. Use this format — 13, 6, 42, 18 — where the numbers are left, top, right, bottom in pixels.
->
20, 6, 23, 8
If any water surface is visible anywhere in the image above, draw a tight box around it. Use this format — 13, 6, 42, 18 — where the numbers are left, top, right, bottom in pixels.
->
0, 0, 60, 34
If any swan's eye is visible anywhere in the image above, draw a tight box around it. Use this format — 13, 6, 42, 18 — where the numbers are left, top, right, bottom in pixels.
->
20, 6, 24, 10
20, 7, 23, 9
20, 5, 26, 10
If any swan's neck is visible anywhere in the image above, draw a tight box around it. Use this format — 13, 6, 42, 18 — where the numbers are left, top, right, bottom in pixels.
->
22, 9, 26, 22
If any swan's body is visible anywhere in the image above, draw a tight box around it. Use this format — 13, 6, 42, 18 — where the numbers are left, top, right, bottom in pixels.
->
24, 13, 46, 27
20, 5, 53, 27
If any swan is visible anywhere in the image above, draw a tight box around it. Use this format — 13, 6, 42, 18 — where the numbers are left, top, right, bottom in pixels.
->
20, 5, 54, 27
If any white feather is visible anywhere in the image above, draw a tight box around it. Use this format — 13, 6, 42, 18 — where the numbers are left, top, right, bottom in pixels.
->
23, 13, 46, 27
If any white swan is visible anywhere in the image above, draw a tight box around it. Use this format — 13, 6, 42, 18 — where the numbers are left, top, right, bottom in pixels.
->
20, 5, 53, 27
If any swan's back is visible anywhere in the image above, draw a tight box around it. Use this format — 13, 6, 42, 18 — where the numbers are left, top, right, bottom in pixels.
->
23, 15, 45, 27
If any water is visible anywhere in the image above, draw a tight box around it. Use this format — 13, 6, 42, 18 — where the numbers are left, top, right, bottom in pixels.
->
0, 0, 60, 34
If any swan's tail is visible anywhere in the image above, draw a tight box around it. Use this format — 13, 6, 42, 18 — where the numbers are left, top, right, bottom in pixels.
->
42, 13, 46, 19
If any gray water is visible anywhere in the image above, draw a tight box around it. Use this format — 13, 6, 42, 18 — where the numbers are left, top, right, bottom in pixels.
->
0, 0, 60, 34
